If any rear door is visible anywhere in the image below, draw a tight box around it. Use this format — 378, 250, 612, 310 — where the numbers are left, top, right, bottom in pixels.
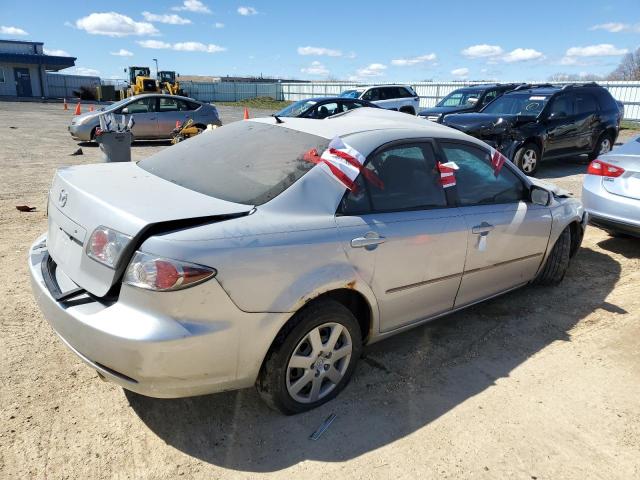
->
573, 92, 601, 152
437, 141, 552, 306
335, 140, 467, 332
544, 93, 577, 156
157, 97, 193, 136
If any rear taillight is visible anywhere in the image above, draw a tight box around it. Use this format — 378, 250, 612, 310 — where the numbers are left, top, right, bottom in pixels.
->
86, 226, 131, 268
587, 159, 625, 178
124, 251, 216, 291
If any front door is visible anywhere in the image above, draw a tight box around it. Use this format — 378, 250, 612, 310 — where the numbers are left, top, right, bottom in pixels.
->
14, 68, 32, 97
544, 93, 577, 157
335, 141, 467, 333
119, 97, 159, 139
437, 141, 552, 307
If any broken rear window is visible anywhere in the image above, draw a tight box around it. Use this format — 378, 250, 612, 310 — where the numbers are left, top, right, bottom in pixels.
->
139, 122, 329, 205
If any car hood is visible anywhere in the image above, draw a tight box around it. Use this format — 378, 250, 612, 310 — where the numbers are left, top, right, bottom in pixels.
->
418, 105, 475, 117
46, 162, 252, 296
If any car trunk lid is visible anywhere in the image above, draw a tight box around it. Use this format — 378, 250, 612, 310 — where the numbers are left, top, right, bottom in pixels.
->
47, 162, 252, 297
600, 154, 640, 201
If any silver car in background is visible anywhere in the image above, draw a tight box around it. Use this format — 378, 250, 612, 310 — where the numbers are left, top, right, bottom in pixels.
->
31, 108, 585, 414
68, 94, 221, 142
582, 135, 640, 237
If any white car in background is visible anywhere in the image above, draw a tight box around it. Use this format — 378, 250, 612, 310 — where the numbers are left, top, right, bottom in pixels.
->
340, 85, 420, 115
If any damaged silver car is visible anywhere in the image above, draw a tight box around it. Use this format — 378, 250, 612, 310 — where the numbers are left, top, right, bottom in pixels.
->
30, 108, 586, 414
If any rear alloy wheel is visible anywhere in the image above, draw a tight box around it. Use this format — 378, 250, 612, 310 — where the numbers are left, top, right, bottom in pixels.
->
589, 133, 613, 160
257, 300, 362, 414
514, 143, 541, 175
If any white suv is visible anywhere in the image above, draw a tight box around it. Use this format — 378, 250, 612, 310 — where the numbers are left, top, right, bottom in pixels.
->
339, 85, 420, 115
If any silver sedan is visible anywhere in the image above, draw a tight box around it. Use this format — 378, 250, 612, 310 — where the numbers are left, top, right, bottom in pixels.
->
68, 94, 221, 141
31, 108, 585, 414
582, 135, 640, 237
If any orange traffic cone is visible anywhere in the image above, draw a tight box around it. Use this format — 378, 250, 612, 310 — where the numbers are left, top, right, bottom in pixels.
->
176, 120, 181, 129
63, 98, 68, 111
74, 102, 81, 115
89, 105, 94, 112
243, 107, 249, 120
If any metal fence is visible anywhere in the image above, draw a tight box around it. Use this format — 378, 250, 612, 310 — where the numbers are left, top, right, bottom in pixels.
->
180, 81, 282, 102
46, 73, 101, 99
280, 81, 640, 121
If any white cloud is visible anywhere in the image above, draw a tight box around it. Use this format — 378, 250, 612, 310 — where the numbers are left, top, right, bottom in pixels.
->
237, 6, 258, 16
301, 61, 329, 76
75, 12, 158, 37
565, 44, 628, 57
65, 66, 100, 76
138, 40, 225, 53
356, 63, 387, 78
391, 53, 437, 66
589, 22, 640, 33
172, 0, 211, 13
297, 46, 342, 57
110, 48, 134, 57
461, 44, 503, 58
142, 12, 191, 25
502, 48, 544, 63
0, 25, 28, 36
44, 48, 70, 56
214, 22, 225, 28
451, 67, 469, 77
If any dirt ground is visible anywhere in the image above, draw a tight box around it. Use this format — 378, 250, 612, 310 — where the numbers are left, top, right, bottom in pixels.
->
1, 102, 639, 479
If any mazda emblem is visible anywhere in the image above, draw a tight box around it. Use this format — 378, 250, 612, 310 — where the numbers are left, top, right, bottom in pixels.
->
58, 189, 68, 208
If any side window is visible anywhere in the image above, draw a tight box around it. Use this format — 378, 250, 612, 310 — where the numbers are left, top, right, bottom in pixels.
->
177, 99, 198, 111
343, 101, 363, 111
159, 98, 179, 112
574, 93, 599, 115
439, 142, 525, 206
482, 89, 498, 105
363, 88, 380, 101
123, 97, 157, 114
548, 94, 574, 117
341, 143, 447, 214
313, 102, 341, 118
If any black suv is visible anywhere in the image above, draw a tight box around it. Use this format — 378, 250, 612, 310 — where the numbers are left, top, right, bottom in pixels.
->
442, 83, 623, 175
418, 83, 520, 123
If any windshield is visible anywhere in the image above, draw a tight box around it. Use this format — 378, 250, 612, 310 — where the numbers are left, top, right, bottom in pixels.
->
482, 93, 549, 115
138, 122, 330, 205
340, 90, 363, 99
437, 90, 482, 107
275, 100, 317, 117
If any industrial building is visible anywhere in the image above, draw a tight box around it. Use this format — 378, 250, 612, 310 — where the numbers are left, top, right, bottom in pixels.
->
0, 39, 75, 98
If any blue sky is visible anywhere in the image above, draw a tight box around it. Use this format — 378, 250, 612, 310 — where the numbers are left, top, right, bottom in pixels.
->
1, 0, 639, 81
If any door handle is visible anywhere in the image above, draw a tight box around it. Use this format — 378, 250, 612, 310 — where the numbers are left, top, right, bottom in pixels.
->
472, 222, 494, 235
351, 233, 385, 248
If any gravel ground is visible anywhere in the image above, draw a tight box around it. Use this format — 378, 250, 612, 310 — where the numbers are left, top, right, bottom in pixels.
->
1, 102, 639, 479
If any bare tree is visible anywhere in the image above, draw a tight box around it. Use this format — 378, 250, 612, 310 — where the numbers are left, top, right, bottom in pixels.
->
548, 72, 604, 82
608, 48, 640, 80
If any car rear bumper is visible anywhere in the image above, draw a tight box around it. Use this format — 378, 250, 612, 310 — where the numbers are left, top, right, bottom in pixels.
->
28, 234, 289, 398
582, 175, 640, 236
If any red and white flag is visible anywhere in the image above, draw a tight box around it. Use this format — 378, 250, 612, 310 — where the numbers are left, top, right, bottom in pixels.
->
437, 161, 459, 188
304, 136, 383, 191
490, 147, 507, 177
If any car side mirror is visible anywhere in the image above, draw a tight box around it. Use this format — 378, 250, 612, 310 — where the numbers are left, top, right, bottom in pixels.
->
530, 186, 551, 206
548, 111, 566, 120
121, 107, 129, 115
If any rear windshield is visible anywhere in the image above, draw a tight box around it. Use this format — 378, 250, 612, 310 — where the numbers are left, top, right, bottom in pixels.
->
139, 122, 329, 205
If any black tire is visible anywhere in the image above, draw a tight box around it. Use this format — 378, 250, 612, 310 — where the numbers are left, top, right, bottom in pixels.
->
399, 106, 416, 115
514, 142, 541, 176
533, 227, 571, 286
588, 132, 613, 160
256, 299, 363, 415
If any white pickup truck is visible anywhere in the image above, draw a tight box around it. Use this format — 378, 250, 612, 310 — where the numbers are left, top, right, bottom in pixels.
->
339, 85, 420, 115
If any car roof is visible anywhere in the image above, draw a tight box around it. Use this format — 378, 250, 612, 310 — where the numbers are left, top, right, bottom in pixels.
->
301, 96, 367, 102
127, 93, 199, 102
250, 107, 484, 155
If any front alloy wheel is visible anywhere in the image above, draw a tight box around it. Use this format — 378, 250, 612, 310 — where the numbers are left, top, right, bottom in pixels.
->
521, 148, 538, 173
286, 323, 352, 403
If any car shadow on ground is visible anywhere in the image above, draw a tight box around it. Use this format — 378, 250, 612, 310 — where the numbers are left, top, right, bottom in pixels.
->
536, 155, 590, 180
76, 140, 172, 148
597, 235, 640, 259
126, 247, 621, 472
